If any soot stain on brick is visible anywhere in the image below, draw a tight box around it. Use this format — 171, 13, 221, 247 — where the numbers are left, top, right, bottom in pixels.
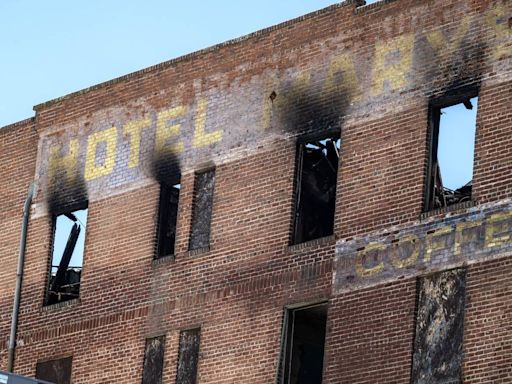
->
150, 151, 181, 186
47, 171, 88, 216
411, 268, 466, 384
275, 81, 351, 135
424, 30, 487, 99
439, 41, 485, 96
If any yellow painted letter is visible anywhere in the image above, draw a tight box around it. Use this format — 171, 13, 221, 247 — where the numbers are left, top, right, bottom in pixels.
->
124, 118, 151, 168
426, 17, 470, 55
486, 4, 511, 60
193, 97, 223, 148
390, 235, 420, 269
155, 106, 186, 155
425, 226, 453, 263
49, 139, 79, 183
85, 127, 117, 181
372, 34, 414, 96
485, 211, 512, 248
355, 242, 386, 277
323, 53, 361, 101
454, 220, 483, 256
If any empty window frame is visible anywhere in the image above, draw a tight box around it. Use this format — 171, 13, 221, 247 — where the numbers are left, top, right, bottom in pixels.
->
45, 206, 88, 306
141, 335, 166, 384
189, 169, 215, 251
156, 181, 181, 258
411, 269, 467, 383
176, 328, 201, 384
35, 356, 72, 384
278, 303, 328, 384
425, 93, 478, 211
292, 135, 340, 244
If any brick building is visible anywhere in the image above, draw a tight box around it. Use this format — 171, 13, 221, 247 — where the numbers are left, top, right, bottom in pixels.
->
1, 0, 511, 382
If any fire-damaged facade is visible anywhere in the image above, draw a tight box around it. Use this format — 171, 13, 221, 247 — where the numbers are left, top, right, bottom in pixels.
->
0, 0, 511, 383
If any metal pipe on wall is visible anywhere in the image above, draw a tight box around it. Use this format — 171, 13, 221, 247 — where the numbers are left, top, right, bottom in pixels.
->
7, 183, 35, 372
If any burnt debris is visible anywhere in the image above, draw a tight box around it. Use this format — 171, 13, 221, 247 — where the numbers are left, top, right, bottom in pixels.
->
46, 207, 88, 306
293, 135, 340, 244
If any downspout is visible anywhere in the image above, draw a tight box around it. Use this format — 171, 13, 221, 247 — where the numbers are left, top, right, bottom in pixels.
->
7, 182, 35, 372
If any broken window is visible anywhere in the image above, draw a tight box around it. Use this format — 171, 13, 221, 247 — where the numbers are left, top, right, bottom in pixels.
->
35, 356, 72, 384
425, 94, 478, 211
156, 181, 180, 258
141, 335, 165, 384
176, 328, 201, 384
411, 269, 466, 383
189, 169, 215, 251
45, 207, 88, 306
278, 303, 328, 384
292, 135, 340, 244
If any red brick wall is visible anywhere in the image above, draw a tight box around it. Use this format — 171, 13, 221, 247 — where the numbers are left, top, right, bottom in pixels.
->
323, 280, 417, 384
464, 258, 512, 383
473, 80, 512, 204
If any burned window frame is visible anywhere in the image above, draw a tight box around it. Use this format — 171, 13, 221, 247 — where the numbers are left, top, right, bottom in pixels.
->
277, 302, 328, 384
175, 327, 201, 384
291, 132, 340, 245
141, 335, 166, 384
411, 268, 467, 383
44, 203, 88, 307
424, 88, 479, 212
188, 167, 216, 252
155, 180, 181, 259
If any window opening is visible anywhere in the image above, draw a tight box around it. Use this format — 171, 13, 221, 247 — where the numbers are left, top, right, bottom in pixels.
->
156, 182, 180, 258
189, 169, 215, 251
293, 135, 340, 244
279, 303, 328, 384
46, 207, 87, 306
426, 96, 478, 211
141, 335, 165, 384
35, 357, 72, 384
176, 328, 201, 384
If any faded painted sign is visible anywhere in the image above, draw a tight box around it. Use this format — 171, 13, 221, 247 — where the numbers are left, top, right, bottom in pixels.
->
35, 2, 510, 208
333, 202, 512, 293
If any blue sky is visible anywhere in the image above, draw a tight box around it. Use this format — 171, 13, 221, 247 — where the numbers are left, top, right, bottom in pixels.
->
0, 0, 378, 128
438, 98, 478, 191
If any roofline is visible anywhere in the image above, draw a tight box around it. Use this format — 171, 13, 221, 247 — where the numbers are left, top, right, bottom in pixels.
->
33, 0, 365, 112
0, 117, 35, 132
